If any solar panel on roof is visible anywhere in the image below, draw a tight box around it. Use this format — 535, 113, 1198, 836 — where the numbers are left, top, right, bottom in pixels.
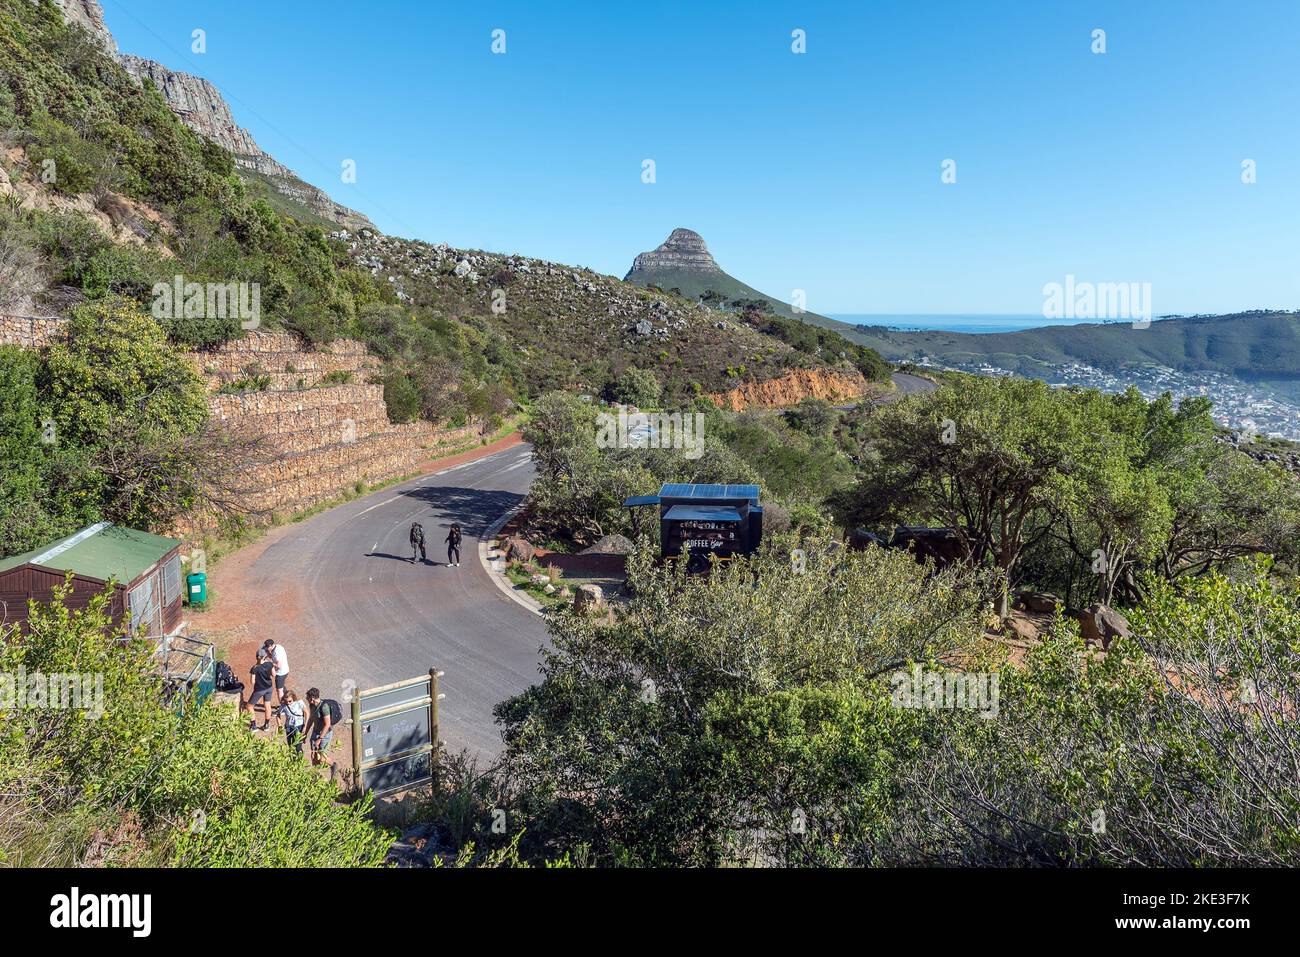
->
656, 483, 760, 503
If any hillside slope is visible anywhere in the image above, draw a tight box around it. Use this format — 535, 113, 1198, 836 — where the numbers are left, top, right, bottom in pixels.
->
850, 311, 1300, 380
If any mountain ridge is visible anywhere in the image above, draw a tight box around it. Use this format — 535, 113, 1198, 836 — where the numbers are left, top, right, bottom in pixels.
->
624, 227, 850, 329
47, 0, 371, 231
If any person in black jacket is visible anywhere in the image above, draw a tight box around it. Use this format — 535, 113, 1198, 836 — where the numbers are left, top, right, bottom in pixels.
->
409, 522, 426, 563
446, 524, 462, 567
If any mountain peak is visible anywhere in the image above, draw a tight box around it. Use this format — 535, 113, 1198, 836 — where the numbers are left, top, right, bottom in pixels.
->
626, 228, 720, 277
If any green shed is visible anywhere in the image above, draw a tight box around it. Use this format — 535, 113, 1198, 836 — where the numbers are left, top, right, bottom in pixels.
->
0, 523, 185, 637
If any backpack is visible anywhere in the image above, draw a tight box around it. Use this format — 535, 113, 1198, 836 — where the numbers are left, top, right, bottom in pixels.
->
411, 523, 424, 542
215, 661, 239, 691
320, 698, 344, 726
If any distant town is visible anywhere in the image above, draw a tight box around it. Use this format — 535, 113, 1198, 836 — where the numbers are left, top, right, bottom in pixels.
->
912, 356, 1300, 441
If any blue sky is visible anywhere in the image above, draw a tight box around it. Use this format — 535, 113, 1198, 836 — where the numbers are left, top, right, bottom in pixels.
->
101, 0, 1300, 314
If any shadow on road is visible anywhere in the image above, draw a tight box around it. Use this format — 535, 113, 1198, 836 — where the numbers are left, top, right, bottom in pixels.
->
365, 552, 433, 564
397, 486, 525, 538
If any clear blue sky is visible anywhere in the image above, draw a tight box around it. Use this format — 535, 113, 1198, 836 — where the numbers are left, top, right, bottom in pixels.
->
101, 0, 1300, 314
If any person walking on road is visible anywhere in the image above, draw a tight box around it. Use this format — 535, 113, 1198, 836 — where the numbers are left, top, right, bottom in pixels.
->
305, 687, 341, 777
263, 638, 289, 705
446, 523, 462, 567
409, 522, 426, 563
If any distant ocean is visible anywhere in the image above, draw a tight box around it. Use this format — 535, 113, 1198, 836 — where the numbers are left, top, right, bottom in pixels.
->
827, 314, 1113, 334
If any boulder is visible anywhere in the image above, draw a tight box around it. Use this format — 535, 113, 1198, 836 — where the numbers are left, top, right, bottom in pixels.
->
1004, 615, 1040, 642
1079, 603, 1131, 650
1016, 591, 1062, 615
574, 583, 604, 613
529, 574, 551, 587
580, 534, 635, 555
502, 536, 535, 563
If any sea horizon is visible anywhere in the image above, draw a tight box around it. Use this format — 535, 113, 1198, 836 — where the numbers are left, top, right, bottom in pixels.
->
826, 314, 1124, 334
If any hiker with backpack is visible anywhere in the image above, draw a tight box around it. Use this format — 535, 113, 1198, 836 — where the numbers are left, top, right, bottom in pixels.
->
305, 687, 342, 774
409, 522, 426, 563
445, 523, 462, 567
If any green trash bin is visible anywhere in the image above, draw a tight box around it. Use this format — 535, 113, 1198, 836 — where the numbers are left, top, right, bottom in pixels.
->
186, 572, 207, 608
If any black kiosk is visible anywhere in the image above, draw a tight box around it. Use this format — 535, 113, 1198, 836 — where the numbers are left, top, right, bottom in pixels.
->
624, 483, 763, 568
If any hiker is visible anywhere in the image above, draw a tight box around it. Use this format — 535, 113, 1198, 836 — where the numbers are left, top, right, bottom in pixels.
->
276, 690, 307, 755
263, 638, 289, 705
446, 523, 462, 567
245, 649, 276, 731
305, 687, 341, 774
409, 521, 426, 563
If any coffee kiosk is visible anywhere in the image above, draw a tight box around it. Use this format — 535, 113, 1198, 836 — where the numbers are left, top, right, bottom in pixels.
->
624, 483, 763, 567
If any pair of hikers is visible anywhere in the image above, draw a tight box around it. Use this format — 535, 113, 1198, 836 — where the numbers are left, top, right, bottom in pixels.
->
409, 522, 462, 566
272, 686, 340, 773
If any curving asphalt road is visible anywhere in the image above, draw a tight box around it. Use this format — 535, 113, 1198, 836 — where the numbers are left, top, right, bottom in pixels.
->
227, 373, 936, 764
887, 371, 939, 400
237, 444, 546, 761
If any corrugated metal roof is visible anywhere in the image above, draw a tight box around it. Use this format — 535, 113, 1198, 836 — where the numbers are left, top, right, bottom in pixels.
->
658, 483, 760, 504
0, 523, 181, 584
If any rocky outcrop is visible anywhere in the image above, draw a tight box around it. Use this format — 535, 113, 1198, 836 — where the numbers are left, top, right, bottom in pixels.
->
46, 1, 372, 232
46, 0, 116, 54
119, 56, 262, 159
708, 367, 871, 410
117, 55, 373, 231
626, 228, 721, 277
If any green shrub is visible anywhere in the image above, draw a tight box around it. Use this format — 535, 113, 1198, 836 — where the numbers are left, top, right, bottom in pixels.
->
0, 584, 393, 867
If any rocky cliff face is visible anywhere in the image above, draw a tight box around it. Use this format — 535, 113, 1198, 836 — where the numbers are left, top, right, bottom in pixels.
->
51, 2, 373, 232
626, 228, 721, 277
46, 0, 115, 54
116, 54, 373, 231
707, 367, 873, 411
118, 55, 264, 160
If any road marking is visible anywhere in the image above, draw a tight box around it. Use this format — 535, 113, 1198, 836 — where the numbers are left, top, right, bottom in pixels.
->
355, 496, 402, 518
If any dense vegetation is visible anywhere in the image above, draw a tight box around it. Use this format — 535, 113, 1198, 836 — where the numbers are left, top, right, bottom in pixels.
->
421, 544, 1300, 866
0, 585, 392, 866
832, 375, 1300, 609
0, 300, 222, 556
473, 376, 1300, 865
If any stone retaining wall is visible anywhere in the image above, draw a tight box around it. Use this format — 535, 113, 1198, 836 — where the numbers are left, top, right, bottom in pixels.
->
0, 315, 66, 348
2, 322, 486, 538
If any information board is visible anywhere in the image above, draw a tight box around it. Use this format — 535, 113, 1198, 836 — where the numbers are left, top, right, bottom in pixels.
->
352, 670, 440, 796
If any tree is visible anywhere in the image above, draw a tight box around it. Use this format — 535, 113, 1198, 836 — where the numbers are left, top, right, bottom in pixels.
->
494, 540, 993, 865
782, 397, 837, 438
607, 366, 661, 407
832, 376, 1100, 612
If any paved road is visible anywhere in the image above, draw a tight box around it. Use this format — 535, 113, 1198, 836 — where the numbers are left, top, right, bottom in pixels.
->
887, 372, 939, 400
237, 444, 545, 761
833, 372, 939, 410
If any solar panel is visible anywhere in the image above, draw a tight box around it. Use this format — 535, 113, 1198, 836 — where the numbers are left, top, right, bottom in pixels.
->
657, 483, 760, 503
